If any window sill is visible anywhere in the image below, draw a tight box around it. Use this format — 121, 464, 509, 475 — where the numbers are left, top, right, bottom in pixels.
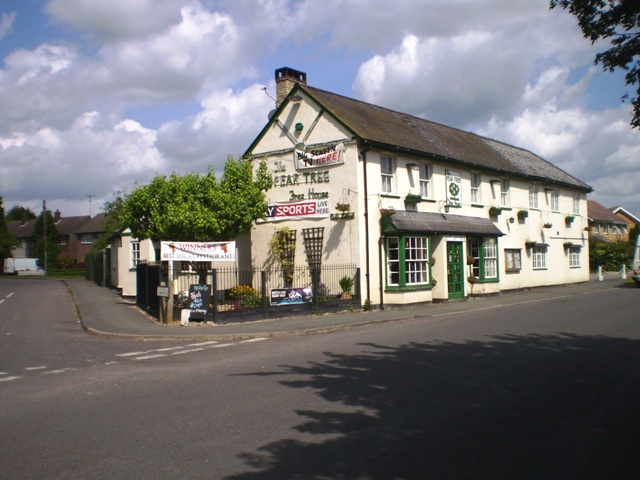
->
385, 285, 433, 292
471, 203, 485, 208
381, 194, 401, 199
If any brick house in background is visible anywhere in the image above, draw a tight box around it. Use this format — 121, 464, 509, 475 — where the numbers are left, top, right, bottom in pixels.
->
7, 210, 107, 266
610, 206, 640, 239
587, 200, 630, 243
72, 212, 108, 266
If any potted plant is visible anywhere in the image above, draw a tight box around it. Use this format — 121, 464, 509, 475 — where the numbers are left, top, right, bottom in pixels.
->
489, 206, 502, 217
335, 203, 350, 212
467, 275, 477, 284
380, 207, 396, 216
517, 209, 528, 220
339, 275, 354, 300
565, 215, 575, 225
525, 240, 536, 249
405, 193, 422, 204
543, 222, 553, 229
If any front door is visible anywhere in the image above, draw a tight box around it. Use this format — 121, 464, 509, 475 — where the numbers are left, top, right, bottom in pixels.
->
447, 241, 464, 300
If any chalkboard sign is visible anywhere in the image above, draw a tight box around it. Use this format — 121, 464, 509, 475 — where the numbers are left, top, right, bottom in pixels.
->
188, 284, 211, 320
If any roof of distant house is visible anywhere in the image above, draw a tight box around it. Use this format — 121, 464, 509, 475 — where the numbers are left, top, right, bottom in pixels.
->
588, 200, 629, 225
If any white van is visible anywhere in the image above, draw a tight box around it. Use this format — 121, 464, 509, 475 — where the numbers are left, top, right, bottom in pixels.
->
3, 258, 45, 275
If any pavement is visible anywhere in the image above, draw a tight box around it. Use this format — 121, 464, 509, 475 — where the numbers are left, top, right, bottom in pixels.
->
64, 274, 631, 341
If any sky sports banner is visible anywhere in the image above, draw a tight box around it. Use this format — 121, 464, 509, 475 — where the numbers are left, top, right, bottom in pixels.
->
264, 199, 330, 221
294, 142, 344, 170
160, 241, 236, 261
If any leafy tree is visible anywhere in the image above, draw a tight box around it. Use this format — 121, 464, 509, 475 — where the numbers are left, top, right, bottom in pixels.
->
0, 197, 18, 271
589, 238, 630, 270
6, 205, 37, 222
31, 210, 60, 271
93, 194, 124, 252
550, 0, 640, 128
119, 156, 272, 283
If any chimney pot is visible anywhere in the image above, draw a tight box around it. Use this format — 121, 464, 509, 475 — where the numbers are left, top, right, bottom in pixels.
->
275, 67, 307, 106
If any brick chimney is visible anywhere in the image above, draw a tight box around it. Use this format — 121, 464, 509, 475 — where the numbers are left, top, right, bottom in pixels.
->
54, 209, 61, 222
275, 67, 307, 106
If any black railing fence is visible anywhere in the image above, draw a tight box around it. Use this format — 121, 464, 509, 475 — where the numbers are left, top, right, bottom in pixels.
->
163, 264, 360, 323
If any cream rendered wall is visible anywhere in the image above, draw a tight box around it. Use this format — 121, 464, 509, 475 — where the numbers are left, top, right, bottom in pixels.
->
249, 93, 362, 292
109, 232, 156, 297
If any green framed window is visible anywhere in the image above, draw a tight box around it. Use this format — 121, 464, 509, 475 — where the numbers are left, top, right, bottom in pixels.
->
385, 235, 431, 289
467, 237, 499, 281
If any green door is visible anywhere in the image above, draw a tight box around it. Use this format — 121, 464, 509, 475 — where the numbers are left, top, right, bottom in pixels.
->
447, 241, 464, 300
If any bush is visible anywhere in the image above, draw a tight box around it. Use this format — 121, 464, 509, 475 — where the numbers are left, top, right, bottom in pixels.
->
228, 285, 258, 300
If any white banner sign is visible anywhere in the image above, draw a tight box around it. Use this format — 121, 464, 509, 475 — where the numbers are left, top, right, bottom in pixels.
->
445, 169, 462, 207
264, 199, 330, 222
160, 241, 236, 261
294, 143, 344, 170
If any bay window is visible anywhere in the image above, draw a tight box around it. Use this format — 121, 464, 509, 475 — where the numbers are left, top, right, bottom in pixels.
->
385, 235, 431, 289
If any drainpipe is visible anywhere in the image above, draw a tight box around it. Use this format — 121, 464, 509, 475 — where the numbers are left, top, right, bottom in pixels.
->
360, 145, 371, 307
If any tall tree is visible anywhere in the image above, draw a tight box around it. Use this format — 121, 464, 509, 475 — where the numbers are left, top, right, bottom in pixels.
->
6, 205, 37, 222
550, 0, 640, 128
31, 210, 60, 271
118, 156, 272, 283
0, 197, 18, 270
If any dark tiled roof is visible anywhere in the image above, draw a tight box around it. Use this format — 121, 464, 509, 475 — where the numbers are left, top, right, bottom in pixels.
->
55, 215, 91, 235
301, 86, 592, 192
7, 219, 37, 239
588, 200, 628, 224
76, 213, 108, 234
383, 211, 504, 237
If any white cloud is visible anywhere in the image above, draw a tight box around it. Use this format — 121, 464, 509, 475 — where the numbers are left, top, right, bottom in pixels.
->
46, 0, 184, 42
0, 11, 16, 39
157, 83, 274, 171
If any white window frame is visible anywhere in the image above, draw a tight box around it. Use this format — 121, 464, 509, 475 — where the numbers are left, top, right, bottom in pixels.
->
484, 238, 497, 278
471, 173, 481, 204
81, 234, 93, 244
500, 180, 509, 207
533, 245, 547, 270
381, 155, 396, 194
419, 164, 431, 198
529, 185, 539, 209
551, 190, 560, 212
573, 193, 580, 215
131, 240, 140, 269
569, 246, 581, 267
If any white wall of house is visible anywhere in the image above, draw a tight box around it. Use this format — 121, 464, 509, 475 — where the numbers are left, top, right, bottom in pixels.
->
109, 231, 156, 297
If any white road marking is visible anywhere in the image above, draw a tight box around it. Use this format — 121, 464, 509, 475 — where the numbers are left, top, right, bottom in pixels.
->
116, 351, 149, 357
0, 376, 21, 382
44, 368, 75, 375
134, 354, 166, 360
187, 341, 219, 347
6, 292, 14, 298
153, 346, 186, 352
171, 348, 204, 355
0, 299, 4, 305
25, 366, 47, 371
212, 343, 234, 348
240, 338, 268, 343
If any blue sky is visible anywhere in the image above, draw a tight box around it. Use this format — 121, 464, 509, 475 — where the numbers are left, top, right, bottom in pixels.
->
1, 0, 639, 219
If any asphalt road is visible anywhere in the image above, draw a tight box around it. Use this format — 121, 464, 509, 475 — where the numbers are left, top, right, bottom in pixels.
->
1, 278, 640, 479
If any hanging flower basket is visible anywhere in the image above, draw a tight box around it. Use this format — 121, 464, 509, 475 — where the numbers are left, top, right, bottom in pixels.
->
405, 193, 422, 204
517, 210, 528, 219
543, 223, 553, 229
525, 240, 536, 249
431, 278, 437, 287
565, 215, 575, 224
380, 207, 396, 216
489, 206, 502, 217
563, 241, 574, 249
466, 256, 475, 265
467, 276, 477, 284
430, 256, 436, 267
335, 203, 350, 212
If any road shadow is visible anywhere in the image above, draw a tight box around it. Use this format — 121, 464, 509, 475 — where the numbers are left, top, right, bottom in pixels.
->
228, 333, 640, 479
